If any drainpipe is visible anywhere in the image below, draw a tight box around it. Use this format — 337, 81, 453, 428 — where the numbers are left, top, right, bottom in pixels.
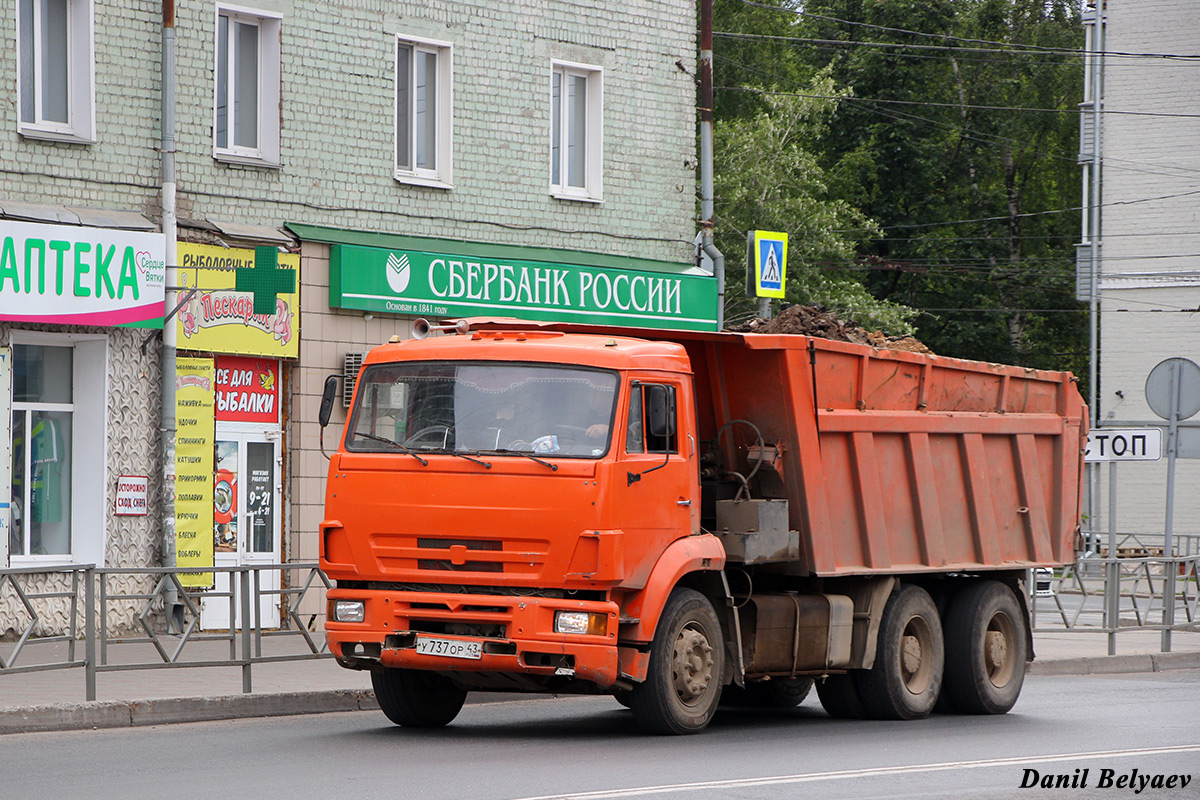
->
699, 0, 725, 329
161, 0, 184, 632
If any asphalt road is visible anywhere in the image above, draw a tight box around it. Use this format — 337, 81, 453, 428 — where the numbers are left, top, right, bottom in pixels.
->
4, 671, 1198, 800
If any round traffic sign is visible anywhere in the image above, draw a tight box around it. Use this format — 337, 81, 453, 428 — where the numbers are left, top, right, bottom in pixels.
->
1145, 357, 1200, 421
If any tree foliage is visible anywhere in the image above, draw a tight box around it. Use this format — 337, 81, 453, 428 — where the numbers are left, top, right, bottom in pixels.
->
711, 0, 1087, 383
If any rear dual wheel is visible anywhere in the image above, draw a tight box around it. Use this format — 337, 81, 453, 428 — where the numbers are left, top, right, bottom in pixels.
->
941, 580, 1027, 715
853, 584, 944, 720
723, 677, 814, 708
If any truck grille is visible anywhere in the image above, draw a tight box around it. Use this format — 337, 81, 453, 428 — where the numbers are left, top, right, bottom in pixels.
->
369, 533, 550, 578
417, 537, 503, 573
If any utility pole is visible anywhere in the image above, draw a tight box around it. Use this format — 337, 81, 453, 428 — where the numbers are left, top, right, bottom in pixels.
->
699, 0, 725, 329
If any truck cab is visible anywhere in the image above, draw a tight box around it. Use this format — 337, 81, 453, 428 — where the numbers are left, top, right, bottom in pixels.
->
321, 329, 725, 731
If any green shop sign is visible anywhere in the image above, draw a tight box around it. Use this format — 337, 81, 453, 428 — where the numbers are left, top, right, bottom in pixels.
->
327, 242, 717, 332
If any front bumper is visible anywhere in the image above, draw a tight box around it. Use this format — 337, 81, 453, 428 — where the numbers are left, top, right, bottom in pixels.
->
326, 588, 621, 687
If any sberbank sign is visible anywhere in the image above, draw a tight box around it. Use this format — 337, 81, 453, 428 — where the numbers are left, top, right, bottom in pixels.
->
329, 243, 717, 331
0, 219, 166, 328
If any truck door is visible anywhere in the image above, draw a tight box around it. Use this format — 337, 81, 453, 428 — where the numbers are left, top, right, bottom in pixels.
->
613, 379, 698, 573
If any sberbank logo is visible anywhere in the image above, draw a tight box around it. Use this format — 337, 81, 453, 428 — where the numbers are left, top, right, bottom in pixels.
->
385, 252, 411, 294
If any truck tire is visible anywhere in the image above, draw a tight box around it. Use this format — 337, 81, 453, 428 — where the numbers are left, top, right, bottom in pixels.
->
723, 677, 814, 708
816, 674, 867, 719
942, 580, 1027, 715
371, 667, 467, 728
855, 585, 944, 720
629, 588, 725, 735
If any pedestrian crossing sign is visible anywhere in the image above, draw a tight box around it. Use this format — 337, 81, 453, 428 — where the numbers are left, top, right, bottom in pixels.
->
749, 230, 787, 298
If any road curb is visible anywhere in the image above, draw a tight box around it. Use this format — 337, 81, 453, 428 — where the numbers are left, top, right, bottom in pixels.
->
1028, 651, 1200, 676
0, 690, 379, 736
4, 654, 1199, 735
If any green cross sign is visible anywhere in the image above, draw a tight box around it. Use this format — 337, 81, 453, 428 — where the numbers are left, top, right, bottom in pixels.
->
236, 246, 297, 315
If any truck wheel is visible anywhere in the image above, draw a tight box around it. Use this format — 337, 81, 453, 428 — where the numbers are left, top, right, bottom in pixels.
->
371, 667, 467, 728
816, 674, 867, 719
629, 588, 725, 735
855, 585, 944, 720
942, 580, 1027, 714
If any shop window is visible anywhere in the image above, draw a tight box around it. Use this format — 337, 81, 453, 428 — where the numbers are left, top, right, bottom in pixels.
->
395, 35, 453, 187
17, 0, 96, 143
550, 60, 603, 202
214, 5, 282, 166
9, 335, 106, 566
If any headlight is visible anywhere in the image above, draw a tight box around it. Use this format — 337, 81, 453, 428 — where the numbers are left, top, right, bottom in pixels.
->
554, 610, 608, 636
332, 600, 365, 623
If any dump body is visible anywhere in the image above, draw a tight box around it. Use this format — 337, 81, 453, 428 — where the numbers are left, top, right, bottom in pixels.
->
677, 332, 1087, 576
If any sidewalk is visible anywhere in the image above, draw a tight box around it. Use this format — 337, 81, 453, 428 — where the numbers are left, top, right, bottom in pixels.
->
2, 628, 1198, 735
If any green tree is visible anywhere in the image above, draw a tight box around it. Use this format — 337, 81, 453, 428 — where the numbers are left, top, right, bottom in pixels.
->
711, 0, 1086, 382
713, 79, 918, 332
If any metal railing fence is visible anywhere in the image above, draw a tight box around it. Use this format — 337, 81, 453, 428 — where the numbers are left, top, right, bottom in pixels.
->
1, 563, 332, 701
1031, 536, 1200, 655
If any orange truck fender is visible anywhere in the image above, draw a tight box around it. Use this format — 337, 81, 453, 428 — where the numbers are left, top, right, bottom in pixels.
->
617, 533, 727, 647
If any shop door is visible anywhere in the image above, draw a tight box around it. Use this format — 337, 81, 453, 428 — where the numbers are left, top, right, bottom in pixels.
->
200, 429, 282, 630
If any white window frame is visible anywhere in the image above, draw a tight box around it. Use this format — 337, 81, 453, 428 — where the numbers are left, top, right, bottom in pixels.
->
16, 0, 96, 143
549, 60, 603, 203
394, 34, 454, 188
213, 4, 282, 167
8, 331, 108, 568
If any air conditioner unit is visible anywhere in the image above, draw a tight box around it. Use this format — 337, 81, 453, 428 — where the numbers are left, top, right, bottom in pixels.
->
343, 352, 367, 408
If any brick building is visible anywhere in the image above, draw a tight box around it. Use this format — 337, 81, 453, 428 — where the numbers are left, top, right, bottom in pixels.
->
0, 1, 704, 633
1082, 0, 1200, 547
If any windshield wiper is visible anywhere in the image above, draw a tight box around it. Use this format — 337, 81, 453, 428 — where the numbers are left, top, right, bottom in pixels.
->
493, 449, 558, 471
447, 451, 492, 469
353, 432, 428, 466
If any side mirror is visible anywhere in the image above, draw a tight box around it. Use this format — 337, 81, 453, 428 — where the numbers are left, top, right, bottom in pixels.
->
319, 375, 340, 428
645, 384, 676, 439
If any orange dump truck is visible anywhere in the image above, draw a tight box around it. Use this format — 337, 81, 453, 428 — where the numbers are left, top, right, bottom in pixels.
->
318, 319, 1086, 734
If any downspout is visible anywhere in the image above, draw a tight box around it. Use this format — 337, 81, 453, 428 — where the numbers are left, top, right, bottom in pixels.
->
699, 0, 725, 329
161, 0, 183, 632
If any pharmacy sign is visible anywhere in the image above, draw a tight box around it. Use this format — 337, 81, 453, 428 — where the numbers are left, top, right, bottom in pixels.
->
0, 220, 166, 327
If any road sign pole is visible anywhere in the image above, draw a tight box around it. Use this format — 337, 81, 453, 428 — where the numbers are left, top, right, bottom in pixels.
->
1162, 361, 1179, 652
1107, 462, 1118, 655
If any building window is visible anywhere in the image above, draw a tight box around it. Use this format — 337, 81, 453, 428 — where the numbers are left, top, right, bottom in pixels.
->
8, 334, 106, 566
395, 35, 453, 187
214, 5, 281, 166
550, 61, 603, 202
16, 0, 95, 143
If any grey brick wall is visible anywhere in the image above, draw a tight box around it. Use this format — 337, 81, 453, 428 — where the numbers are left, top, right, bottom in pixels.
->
2, 1, 697, 263
1094, 0, 1200, 539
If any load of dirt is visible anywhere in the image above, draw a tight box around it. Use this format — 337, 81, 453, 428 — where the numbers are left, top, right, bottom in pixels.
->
730, 303, 933, 355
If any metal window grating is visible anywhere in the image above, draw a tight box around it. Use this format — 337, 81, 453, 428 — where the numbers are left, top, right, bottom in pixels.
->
343, 352, 367, 408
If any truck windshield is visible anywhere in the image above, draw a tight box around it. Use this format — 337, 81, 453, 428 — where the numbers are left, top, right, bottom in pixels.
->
346, 362, 618, 459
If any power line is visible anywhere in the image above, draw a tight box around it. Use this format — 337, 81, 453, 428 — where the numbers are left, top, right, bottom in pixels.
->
826, 187, 1200, 233
719, 82, 1200, 118
713, 55, 1200, 181
734, 1, 1200, 61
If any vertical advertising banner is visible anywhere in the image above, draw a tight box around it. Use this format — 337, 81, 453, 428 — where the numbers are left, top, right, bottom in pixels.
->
175, 357, 215, 587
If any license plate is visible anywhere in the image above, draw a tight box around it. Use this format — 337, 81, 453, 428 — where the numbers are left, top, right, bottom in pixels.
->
415, 637, 482, 660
